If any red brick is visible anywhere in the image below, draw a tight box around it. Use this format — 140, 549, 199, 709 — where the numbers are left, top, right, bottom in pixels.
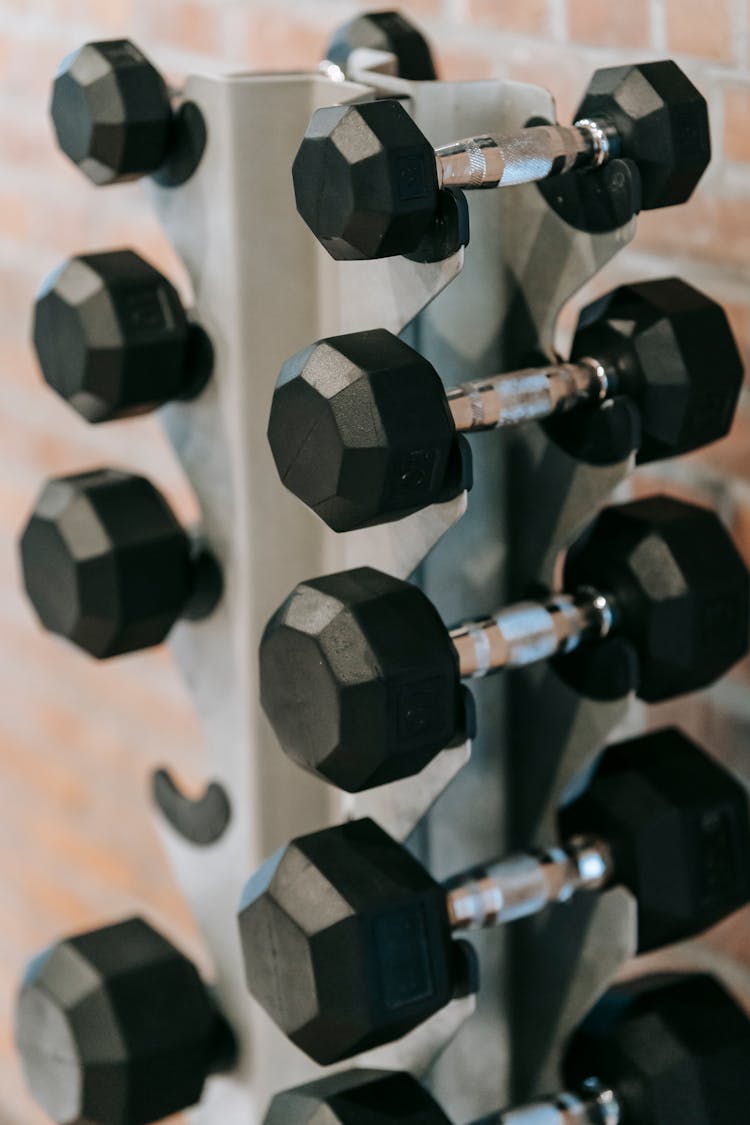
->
725, 84, 750, 164
723, 300, 750, 374
685, 402, 750, 486
501, 41, 593, 123
436, 44, 494, 82
23, 196, 91, 256
143, 1, 223, 56
566, 0, 651, 48
3, 32, 80, 102
468, 0, 550, 34
82, 0, 133, 33
392, 0, 442, 14
665, 0, 733, 62
731, 492, 750, 571
0, 107, 67, 176
232, 10, 329, 70
635, 189, 750, 272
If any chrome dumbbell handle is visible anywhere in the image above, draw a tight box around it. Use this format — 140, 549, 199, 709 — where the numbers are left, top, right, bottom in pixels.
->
478, 1081, 621, 1124
447, 837, 613, 931
446, 357, 609, 433
450, 588, 615, 679
436, 119, 613, 191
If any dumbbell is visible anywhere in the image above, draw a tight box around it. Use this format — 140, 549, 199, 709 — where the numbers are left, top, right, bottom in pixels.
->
51, 39, 204, 186
260, 495, 749, 792
269, 278, 742, 531
263, 973, 750, 1125
15, 917, 236, 1125
324, 10, 436, 81
19, 468, 222, 659
293, 61, 710, 260
240, 728, 750, 1063
33, 250, 212, 423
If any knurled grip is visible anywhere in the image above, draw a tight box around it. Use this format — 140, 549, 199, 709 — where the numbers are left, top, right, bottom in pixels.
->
436, 123, 603, 190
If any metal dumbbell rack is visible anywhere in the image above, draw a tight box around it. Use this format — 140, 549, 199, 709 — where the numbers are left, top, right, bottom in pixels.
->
16, 34, 672, 1125
132, 45, 642, 1122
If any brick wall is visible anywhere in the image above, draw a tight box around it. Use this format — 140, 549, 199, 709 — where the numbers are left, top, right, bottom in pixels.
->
0, 2, 748, 1122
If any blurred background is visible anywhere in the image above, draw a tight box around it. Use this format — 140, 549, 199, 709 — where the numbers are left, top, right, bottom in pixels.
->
0, 1, 749, 1121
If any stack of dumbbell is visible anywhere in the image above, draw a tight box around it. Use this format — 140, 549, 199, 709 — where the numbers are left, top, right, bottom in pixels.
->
13, 11, 750, 1125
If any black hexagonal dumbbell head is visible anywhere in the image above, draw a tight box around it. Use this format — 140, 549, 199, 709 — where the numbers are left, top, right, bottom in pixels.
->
268, 328, 461, 532
239, 817, 459, 1064
33, 250, 212, 423
15, 917, 236, 1125
574, 59, 710, 212
269, 279, 742, 531
325, 11, 436, 81
293, 60, 709, 259
563, 973, 750, 1125
294, 98, 439, 261
20, 468, 221, 659
266, 974, 750, 1125
52, 40, 171, 184
51, 39, 205, 186
264, 1069, 449, 1124
260, 496, 749, 792
239, 732, 750, 1063
559, 727, 750, 952
554, 494, 749, 702
260, 565, 470, 791
544, 276, 742, 467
